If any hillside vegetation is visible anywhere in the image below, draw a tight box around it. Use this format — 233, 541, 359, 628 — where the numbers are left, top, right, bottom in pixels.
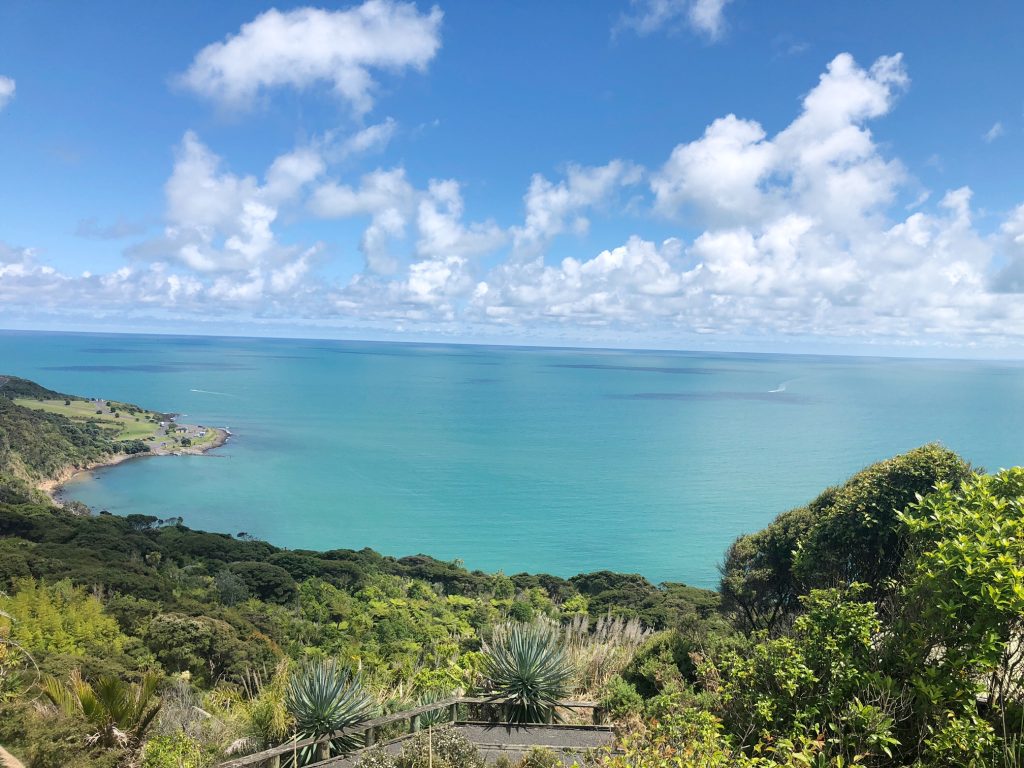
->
0, 375, 154, 487
1, 378, 1023, 767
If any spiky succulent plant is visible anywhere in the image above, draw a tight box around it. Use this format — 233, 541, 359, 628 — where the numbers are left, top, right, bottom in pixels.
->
416, 688, 454, 727
482, 618, 574, 724
285, 658, 376, 762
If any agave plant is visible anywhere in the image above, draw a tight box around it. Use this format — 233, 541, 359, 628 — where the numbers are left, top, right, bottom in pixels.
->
42, 670, 161, 749
417, 688, 456, 728
285, 658, 377, 763
482, 618, 574, 724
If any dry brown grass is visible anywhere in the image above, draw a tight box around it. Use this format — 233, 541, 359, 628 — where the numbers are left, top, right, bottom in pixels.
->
564, 614, 652, 699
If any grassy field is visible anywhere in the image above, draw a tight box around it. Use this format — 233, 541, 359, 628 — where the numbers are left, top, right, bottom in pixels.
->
15, 397, 163, 442
14, 396, 224, 455
186, 426, 223, 449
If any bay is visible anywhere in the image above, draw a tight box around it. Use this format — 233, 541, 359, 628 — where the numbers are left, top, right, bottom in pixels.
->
3, 329, 1023, 587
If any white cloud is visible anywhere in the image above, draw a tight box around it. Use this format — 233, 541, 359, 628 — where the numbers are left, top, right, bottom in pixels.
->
125, 132, 325, 306
310, 167, 416, 273
0, 76, 15, 111
991, 203, 1024, 293
617, 0, 733, 40
471, 237, 686, 325
464, 53, 1024, 344
180, 1, 442, 114
652, 115, 776, 222
513, 160, 642, 256
653, 53, 908, 234
984, 121, 1005, 143
334, 118, 398, 160
689, 0, 732, 38
416, 180, 506, 260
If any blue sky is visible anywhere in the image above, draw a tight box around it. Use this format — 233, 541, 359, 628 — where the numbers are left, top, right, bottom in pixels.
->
1, 1, 1023, 355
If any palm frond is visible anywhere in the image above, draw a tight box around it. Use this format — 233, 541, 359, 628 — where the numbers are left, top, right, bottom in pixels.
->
41, 674, 79, 716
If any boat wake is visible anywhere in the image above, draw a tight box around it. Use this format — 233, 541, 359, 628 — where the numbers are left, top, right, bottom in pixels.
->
190, 388, 232, 396
769, 379, 794, 393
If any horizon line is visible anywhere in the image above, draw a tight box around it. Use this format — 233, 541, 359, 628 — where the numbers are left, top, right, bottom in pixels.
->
2, 325, 1022, 366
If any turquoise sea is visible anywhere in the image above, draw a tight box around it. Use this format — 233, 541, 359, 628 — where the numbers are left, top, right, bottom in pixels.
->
3, 330, 1023, 587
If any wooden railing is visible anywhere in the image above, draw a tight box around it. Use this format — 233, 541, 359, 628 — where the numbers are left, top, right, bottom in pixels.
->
217, 696, 603, 768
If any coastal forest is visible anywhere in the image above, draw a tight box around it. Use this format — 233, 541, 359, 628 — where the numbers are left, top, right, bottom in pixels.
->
2, 377, 1024, 767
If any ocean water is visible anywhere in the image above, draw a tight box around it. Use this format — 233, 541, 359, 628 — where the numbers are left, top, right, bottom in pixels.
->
3, 330, 1023, 588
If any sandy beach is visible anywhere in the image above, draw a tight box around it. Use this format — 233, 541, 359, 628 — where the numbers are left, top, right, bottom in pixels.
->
41, 424, 229, 504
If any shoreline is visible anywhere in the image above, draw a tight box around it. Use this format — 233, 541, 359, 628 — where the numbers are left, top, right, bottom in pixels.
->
42, 425, 230, 504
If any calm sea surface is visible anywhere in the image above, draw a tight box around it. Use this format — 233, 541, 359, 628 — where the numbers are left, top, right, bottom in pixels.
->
3, 330, 1023, 587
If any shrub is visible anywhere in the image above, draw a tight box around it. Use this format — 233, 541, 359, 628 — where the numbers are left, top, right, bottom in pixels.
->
394, 726, 484, 768
144, 613, 271, 684
214, 569, 250, 606
516, 747, 561, 768
594, 705, 743, 767
228, 562, 298, 605
355, 744, 397, 768
600, 675, 642, 721
0, 579, 132, 662
140, 732, 208, 768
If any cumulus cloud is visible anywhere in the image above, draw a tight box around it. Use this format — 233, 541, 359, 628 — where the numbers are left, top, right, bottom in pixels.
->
311, 167, 416, 273
991, 204, 1024, 293
513, 160, 642, 256
0, 76, 15, 111
179, 1, 442, 114
617, 0, 733, 39
471, 236, 686, 326
652, 53, 909, 232
416, 180, 506, 260
332, 118, 398, 160
120, 132, 326, 309
465, 53, 1024, 344
984, 121, 1005, 143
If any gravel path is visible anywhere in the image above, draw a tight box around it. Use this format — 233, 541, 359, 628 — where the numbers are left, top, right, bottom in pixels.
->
323, 724, 614, 767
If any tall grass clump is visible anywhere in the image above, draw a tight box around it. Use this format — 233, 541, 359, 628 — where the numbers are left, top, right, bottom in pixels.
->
565, 614, 652, 698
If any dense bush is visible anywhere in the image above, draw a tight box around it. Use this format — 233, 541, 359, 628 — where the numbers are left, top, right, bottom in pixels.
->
720, 444, 972, 633
227, 561, 298, 605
